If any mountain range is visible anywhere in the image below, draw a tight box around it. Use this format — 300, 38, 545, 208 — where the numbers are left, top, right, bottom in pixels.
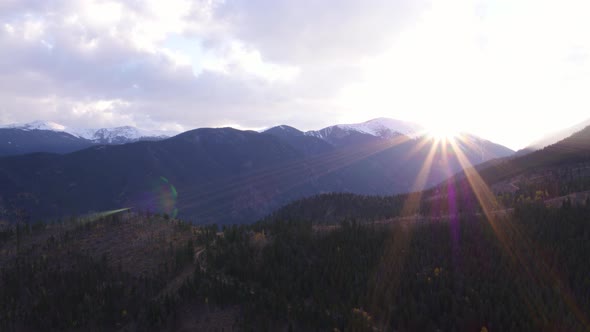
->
0, 118, 514, 224
1, 121, 589, 331
0, 121, 173, 156
267, 124, 590, 224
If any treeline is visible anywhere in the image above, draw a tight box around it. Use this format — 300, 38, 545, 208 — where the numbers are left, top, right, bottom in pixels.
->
264, 186, 480, 225
263, 192, 408, 225
497, 164, 590, 199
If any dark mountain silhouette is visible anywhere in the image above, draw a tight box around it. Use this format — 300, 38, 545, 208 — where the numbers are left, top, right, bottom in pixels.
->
0, 123, 171, 156
266, 126, 590, 224
475, 125, 590, 184
263, 125, 333, 156
522, 118, 590, 152
0, 129, 93, 156
0, 122, 513, 224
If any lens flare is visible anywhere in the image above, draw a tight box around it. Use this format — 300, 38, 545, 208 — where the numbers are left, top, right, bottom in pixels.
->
158, 176, 179, 218
78, 208, 131, 224
131, 176, 179, 218
447, 138, 590, 329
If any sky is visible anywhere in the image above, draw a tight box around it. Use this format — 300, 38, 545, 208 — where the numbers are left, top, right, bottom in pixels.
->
0, 0, 589, 150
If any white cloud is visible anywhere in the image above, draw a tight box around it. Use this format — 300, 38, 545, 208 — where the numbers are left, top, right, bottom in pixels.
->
215, 0, 429, 63
0, 0, 589, 149
4, 23, 14, 34
0, 0, 343, 132
201, 41, 300, 81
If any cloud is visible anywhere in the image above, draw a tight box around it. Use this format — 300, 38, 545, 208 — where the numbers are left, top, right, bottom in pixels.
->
0, 0, 387, 131
0, 0, 589, 149
214, 0, 429, 63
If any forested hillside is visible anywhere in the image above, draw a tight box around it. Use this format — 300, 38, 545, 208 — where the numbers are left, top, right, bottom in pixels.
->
213, 203, 590, 331
0, 212, 202, 331
1, 127, 588, 331
1, 202, 589, 331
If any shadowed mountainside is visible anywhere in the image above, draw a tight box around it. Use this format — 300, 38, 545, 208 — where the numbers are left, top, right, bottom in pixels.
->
266, 126, 590, 224
0, 127, 512, 224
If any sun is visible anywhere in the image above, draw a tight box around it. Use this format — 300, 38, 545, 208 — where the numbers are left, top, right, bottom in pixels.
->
426, 124, 461, 141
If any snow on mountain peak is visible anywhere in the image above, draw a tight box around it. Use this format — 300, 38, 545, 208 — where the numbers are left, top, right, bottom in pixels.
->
2, 121, 172, 143
339, 118, 425, 137
89, 126, 170, 143
306, 117, 425, 140
6, 120, 67, 132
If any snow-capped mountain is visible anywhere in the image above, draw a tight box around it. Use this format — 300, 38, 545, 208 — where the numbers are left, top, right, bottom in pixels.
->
70, 126, 171, 144
263, 118, 513, 161
2, 121, 173, 144
5, 120, 68, 132
0, 121, 175, 155
306, 118, 425, 140
302, 118, 425, 147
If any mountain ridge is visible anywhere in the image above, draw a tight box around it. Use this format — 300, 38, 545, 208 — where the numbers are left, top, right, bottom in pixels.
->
0, 121, 175, 155
266, 125, 590, 224
2, 121, 174, 144
305, 117, 425, 139
0, 120, 514, 224
515, 118, 590, 155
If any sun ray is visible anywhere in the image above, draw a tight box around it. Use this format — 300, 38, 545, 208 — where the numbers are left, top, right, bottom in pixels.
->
449, 138, 552, 319
400, 135, 435, 162
366, 139, 440, 326
401, 139, 440, 215
447, 139, 590, 329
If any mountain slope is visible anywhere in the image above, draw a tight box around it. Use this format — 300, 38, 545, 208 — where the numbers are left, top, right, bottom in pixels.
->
305, 117, 424, 147
267, 126, 590, 224
477, 125, 590, 185
518, 118, 590, 153
0, 121, 172, 156
306, 117, 424, 139
79, 126, 170, 144
529, 119, 590, 150
0, 128, 304, 224
4, 121, 172, 142
0, 121, 514, 224
0, 128, 94, 155
2, 199, 589, 331
263, 125, 334, 156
